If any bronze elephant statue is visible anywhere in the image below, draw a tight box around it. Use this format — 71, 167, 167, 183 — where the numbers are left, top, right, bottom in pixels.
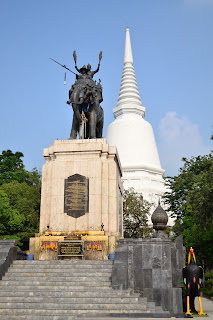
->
67, 79, 104, 139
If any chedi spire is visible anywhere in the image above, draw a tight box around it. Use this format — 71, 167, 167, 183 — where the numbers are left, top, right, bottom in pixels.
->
107, 28, 166, 210
113, 28, 145, 119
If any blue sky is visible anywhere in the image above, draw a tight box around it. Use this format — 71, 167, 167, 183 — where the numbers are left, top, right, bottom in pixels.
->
0, 0, 212, 176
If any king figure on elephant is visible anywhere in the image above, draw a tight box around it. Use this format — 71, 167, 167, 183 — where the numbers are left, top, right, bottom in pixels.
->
67, 51, 104, 140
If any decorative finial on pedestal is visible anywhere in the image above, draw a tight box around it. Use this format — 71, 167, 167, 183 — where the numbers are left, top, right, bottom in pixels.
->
101, 223, 104, 231
151, 200, 168, 238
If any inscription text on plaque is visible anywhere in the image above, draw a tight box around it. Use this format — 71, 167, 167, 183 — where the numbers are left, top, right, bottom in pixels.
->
57, 240, 84, 258
64, 174, 89, 218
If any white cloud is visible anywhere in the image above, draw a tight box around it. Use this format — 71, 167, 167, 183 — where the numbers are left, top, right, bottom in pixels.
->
158, 112, 211, 176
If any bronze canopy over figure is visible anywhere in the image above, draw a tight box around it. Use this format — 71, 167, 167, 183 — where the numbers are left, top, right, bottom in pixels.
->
66, 51, 103, 139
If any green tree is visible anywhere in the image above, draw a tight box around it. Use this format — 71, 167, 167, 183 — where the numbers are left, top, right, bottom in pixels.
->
0, 149, 41, 250
164, 153, 213, 268
0, 189, 25, 235
0, 149, 41, 187
0, 181, 40, 249
123, 188, 152, 238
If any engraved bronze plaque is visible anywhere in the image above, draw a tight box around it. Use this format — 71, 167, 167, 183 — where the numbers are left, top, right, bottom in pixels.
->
58, 240, 84, 256
64, 174, 89, 218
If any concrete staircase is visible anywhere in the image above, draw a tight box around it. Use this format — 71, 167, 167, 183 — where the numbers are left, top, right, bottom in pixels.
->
0, 260, 170, 319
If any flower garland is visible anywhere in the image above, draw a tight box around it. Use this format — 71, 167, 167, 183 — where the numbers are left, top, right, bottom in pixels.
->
40, 241, 58, 252
86, 241, 102, 251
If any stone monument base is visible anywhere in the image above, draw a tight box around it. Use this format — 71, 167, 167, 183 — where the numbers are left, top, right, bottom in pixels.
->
111, 235, 184, 317
40, 139, 123, 235
30, 139, 123, 260
29, 231, 119, 260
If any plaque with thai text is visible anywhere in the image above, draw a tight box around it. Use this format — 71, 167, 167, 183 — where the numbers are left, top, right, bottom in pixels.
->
64, 174, 89, 218
57, 240, 84, 257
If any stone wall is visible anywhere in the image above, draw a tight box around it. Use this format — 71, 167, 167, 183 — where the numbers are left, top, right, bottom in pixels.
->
111, 236, 184, 317
0, 240, 26, 280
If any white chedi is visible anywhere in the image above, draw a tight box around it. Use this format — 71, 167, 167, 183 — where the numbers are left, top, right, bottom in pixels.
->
106, 28, 171, 225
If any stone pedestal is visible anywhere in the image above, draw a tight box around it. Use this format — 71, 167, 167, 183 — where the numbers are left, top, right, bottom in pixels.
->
31, 139, 123, 260
40, 139, 123, 236
111, 235, 184, 317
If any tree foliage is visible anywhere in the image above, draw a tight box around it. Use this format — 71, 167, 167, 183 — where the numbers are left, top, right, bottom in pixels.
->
0, 149, 40, 187
123, 188, 152, 238
164, 153, 213, 268
0, 189, 23, 234
0, 150, 41, 249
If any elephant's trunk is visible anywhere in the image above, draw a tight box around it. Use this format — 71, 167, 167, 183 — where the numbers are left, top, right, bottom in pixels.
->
72, 102, 83, 123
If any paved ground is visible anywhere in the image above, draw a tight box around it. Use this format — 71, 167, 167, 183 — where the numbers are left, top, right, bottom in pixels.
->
194, 297, 213, 319
144, 296, 213, 320
144, 297, 213, 320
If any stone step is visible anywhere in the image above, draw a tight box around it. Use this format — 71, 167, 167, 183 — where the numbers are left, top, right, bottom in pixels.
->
11, 263, 113, 270
13, 260, 113, 265
3, 275, 111, 282
0, 260, 169, 318
0, 314, 171, 320
0, 288, 135, 297
5, 270, 112, 275
0, 284, 114, 291
78, 311, 171, 318
0, 302, 149, 311
9, 268, 112, 273
11, 262, 113, 267
0, 280, 111, 286
0, 309, 155, 317
0, 310, 170, 319
77, 311, 171, 318
0, 296, 145, 304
